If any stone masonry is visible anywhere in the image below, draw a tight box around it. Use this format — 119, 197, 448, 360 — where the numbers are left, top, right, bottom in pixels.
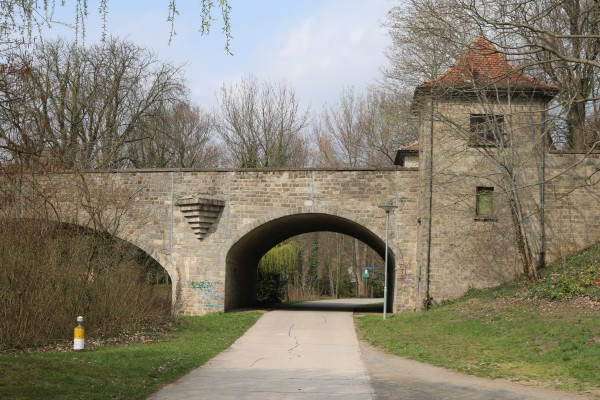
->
411, 37, 600, 305
5, 168, 419, 314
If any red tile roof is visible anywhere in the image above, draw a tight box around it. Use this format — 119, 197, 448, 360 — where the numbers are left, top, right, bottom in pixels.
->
416, 37, 558, 97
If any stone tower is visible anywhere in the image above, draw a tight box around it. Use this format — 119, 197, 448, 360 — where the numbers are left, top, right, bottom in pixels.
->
410, 37, 559, 306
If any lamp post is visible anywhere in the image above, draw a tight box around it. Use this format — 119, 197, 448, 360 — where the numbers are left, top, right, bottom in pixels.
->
378, 203, 398, 320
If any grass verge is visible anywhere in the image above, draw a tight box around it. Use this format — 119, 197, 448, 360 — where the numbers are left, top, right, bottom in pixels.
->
0, 312, 262, 400
357, 243, 600, 396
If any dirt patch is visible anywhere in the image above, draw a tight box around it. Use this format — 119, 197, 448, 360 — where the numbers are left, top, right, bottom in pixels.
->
1, 321, 175, 354
458, 296, 600, 320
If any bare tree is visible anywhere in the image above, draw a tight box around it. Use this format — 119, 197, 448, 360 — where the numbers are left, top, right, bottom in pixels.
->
215, 75, 310, 168
383, 0, 477, 88
0, 57, 39, 169
317, 87, 364, 167
127, 100, 222, 168
0, 37, 186, 169
316, 86, 416, 167
362, 87, 419, 165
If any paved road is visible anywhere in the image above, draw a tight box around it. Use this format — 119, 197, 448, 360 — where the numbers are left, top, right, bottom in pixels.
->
149, 299, 377, 399
148, 299, 594, 400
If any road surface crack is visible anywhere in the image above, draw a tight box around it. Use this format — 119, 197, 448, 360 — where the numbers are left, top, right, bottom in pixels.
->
288, 323, 300, 358
316, 314, 327, 326
248, 357, 264, 368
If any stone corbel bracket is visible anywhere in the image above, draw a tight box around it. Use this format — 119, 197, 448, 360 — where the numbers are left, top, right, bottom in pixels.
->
175, 197, 225, 240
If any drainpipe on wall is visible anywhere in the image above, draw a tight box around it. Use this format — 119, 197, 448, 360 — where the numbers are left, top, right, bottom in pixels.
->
425, 98, 434, 310
539, 115, 547, 269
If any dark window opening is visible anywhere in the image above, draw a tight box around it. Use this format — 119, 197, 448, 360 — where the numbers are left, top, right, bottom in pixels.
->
470, 114, 505, 146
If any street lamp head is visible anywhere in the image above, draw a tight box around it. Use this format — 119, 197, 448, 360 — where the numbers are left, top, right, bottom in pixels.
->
378, 204, 398, 213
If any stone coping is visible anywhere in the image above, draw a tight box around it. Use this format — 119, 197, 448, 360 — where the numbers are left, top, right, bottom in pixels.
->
32, 167, 418, 174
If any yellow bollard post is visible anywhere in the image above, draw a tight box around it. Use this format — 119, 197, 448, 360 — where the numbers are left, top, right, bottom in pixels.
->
73, 316, 85, 351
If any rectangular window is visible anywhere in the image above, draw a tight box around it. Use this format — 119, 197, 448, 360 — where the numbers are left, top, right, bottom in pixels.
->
476, 187, 494, 218
470, 114, 505, 146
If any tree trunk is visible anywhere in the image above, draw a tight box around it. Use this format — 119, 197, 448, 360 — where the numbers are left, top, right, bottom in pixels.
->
508, 183, 537, 282
568, 99, 587, 152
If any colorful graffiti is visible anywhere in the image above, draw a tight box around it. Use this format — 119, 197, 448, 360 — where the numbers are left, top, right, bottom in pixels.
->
191, 280, 216, 290
191, 280, 223, 309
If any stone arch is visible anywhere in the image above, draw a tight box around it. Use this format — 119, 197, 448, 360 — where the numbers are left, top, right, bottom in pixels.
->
7, 216, 178, 306
70, 223, 180, 307
109, 232, 179, 305
224, 212, 396, 311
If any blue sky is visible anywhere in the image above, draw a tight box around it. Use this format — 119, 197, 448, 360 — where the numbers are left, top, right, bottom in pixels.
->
42, 0, 393, 112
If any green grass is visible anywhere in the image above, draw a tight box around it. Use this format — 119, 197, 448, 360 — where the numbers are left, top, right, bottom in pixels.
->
530, 242, 600, 301
0, 312, 262, 400
357, 242, 600, 395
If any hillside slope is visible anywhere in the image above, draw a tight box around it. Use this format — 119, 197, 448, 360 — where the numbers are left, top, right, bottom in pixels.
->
358, 242, 600, 396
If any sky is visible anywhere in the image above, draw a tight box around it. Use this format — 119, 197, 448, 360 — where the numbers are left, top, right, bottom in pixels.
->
41, 0, 394, 113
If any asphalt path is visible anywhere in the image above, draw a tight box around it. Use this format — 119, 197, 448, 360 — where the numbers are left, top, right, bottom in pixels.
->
148, 299, 595, 399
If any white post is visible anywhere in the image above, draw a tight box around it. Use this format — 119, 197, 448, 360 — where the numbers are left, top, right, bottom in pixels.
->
73, 316, 84, 350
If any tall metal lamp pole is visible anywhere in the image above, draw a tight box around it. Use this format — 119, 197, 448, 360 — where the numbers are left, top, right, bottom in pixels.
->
379, 203, 398, 320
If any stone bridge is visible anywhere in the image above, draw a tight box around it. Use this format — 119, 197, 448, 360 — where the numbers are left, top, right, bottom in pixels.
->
4, 150, 599, 316
17, 168, 420, 314
5, 38, 600, 315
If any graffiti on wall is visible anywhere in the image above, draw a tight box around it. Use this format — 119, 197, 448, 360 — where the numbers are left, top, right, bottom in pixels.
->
191, 280, 223, 309
191, 280, 215, 290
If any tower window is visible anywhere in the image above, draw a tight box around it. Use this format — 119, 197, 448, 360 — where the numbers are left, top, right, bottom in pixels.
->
476, 187, 494, 219
470, 114, 505, 146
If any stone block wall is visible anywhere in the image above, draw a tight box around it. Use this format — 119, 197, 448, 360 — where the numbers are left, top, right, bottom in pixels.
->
2, 168, 420, 314
414, 95, 600, 306
543, 153, 600, 261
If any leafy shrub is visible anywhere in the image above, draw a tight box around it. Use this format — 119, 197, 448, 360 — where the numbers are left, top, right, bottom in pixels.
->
256, 270, 287, 305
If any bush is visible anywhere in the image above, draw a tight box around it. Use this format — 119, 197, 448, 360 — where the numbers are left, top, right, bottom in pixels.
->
256, 270, 287, 305
0, 219, 171, 348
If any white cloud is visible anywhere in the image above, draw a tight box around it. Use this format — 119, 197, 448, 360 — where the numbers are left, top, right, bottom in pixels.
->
280, 17, 317, 59
254, 0, 391, 110
41, 0, 393, 112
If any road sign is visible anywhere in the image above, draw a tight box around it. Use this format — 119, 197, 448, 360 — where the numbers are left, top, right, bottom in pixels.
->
367, 266, 374, 271
363, 269, 369, 278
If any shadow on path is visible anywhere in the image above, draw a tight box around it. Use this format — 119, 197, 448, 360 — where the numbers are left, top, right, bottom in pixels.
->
235, 298, 384, 313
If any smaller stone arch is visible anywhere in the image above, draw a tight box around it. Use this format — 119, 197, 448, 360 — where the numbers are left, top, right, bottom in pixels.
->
6, 216, 178, 307
110, 232, 179, 306
55, 224, 177, 302
225, 212, 396, 311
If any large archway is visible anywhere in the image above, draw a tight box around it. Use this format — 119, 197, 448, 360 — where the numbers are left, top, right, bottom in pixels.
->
225, 213, 396, 312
